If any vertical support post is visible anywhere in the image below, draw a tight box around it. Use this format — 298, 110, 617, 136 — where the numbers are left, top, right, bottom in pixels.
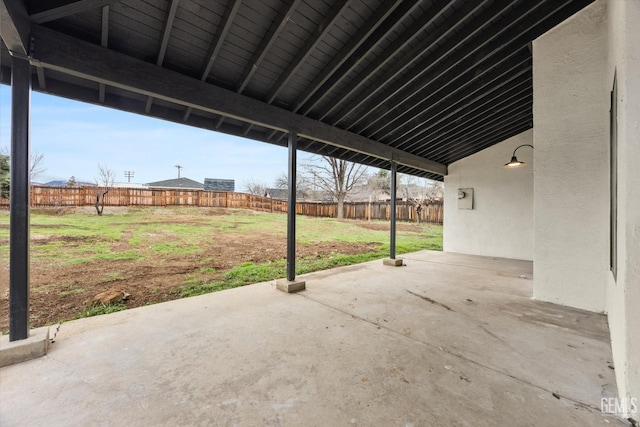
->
384, 161, 402, 266
276, 132, 305, 292
286, 132, 297, 281
390, 161, 397, 259
9, 57, 31, 341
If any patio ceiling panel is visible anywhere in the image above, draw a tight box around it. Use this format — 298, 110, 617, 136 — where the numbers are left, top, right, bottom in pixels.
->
1, 0, 595, 181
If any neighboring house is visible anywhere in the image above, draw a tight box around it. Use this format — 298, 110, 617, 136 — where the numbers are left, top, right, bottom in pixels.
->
146, 177, 204, 190
265, 188, 310, 200
204, 178, 235, 192
111, 182, 149, 189
44, 180, 96, 187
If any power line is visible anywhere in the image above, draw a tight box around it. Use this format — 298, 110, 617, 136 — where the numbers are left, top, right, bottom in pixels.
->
124, 170, 134, 182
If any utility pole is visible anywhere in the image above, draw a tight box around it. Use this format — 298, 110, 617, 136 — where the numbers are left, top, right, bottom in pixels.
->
174, 165, 183, 178
124, 171, 134, 182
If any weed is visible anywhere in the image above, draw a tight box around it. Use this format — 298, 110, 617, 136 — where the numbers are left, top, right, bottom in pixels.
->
76, 303, 127, 319
103, 272, 124, 282
150, 242, 199, 254
182, 276, 203, 286
60, 287, 86, 296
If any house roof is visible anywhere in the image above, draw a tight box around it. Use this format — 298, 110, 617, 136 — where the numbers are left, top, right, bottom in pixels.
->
1, 0, 594, 181
266, 188, 308, 200
146, 177, 204, 189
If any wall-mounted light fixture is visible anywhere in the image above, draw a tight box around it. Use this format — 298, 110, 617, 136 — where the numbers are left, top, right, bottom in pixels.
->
503, 144, 534, 168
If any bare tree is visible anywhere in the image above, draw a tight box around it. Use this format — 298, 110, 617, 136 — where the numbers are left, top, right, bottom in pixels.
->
94, 163, 115, 215
273, 172, 311, 199
243, 179, 267, 196
273, 172, 289, 190
398, 174, 444, 223
0, 147, 46, 193
302, 156, 368, 219
424, 180, 444, 200
366, 169, 390, 199
29, 152, 46, 181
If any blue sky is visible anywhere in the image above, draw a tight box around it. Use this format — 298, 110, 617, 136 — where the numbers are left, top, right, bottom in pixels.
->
0, 86, 311, 188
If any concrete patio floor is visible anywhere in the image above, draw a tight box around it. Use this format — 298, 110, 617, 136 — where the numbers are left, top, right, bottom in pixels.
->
0, 251, 626, 426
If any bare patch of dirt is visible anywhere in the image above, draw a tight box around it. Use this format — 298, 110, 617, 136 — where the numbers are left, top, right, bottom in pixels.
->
354, 222, 423, 232
0, 225, 380, 331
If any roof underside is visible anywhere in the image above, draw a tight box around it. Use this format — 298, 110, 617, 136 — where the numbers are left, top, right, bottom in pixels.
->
1, 0, 594, 180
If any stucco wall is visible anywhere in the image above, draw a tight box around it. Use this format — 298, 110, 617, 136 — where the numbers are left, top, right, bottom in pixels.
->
532, 2, 609, 313
443, 130, 533, 261
533, 0, 639, 417
606, 0, 640, 417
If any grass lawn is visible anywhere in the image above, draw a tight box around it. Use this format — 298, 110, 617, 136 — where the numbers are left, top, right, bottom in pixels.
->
0, 206, 442, 330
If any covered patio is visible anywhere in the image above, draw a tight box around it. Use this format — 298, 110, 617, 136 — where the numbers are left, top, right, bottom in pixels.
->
0, 252, 623, 425
1, 0, 638, 424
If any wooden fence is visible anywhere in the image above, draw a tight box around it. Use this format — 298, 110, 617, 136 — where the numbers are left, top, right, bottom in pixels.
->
0, 185, 443, 224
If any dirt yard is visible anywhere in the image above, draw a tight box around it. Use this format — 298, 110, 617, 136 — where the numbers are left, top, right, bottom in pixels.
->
0, 207, 442, 331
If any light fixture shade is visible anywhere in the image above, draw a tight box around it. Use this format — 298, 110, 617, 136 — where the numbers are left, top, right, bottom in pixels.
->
503, 156, 526, 168
503, 144, 533, 168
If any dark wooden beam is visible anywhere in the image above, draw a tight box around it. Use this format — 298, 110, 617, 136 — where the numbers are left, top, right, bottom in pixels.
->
237, 0, 299, 94
328, 0, 492, 130
183, 0, 241, 122
200, 0, 240, 81
377, 50, 531, 144
398, 74, 532, 152
292, 0, 408, 114
29, 0, 114, 24
1, 0, 30, 56
156, 0, 179, 67
264, 0, 352, 106
426, 115, 532, 162
30, 25, 446, 175
99, 4, 109, 103
218, 0, 301, 131
419, 105, 532, 159
412, 86, 533, 155
354, 0, 589, 138
146, 0, 180, 113
291, 0, 403, 114
36, 65, 46, 89
362, 1, 570, 139
431, 121, 532, 165
350, 0, 519, 135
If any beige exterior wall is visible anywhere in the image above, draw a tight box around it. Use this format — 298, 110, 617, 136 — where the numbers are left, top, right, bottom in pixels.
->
532, 0, 609, 313
533, 0, 639, 418
443, 131, 533, 261
605, 0, 640, 418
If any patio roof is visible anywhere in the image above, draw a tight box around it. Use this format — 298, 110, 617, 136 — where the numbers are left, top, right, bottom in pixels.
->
1, 0, 594, 180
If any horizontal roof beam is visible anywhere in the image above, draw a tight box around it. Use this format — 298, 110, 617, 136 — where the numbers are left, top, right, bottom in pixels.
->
28, 24, 446, 176
29, 0, 114, 24
1, 0, 30, 56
